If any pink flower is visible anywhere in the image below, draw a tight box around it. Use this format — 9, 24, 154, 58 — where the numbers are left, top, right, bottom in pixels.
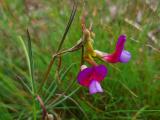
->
77, 65, 107, 94
95, 35, 131, 63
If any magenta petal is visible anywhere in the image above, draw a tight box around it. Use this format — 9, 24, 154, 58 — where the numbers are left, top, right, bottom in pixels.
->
116, 35, 126, 50
89, 80, 103, 94
103, 35, 126, 63
77, 65, 107, 87
93, 65, 107, 82
103, 54, 119, 63
77, 67, 93, 87
114, 35, 126, 57
119, 50, 131, 63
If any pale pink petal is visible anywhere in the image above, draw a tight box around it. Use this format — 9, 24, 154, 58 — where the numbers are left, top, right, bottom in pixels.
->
89, 80, 103, 94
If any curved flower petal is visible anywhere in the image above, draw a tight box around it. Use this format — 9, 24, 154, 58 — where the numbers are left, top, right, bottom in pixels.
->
93, 65, 107, 82
89, 80, 103, 94
103, 54, 119, 63
77, 65, 107, 87
77, 67, 93, 87
116, 35, 126, 53
119, 50, 131, 63
112, 35, 126, 59
101, 35, 131, 63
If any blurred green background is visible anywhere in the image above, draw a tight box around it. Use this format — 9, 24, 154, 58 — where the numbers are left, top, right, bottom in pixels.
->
0, 0, 160, 119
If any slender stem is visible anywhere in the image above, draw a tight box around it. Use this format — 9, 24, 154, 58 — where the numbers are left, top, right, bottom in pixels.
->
27, 29, 36, 94
33, 101, 37, 120
38, 3, 77, 93
27, 29, 37, 120
81, 45, 84, 65
37, 95, 47, 120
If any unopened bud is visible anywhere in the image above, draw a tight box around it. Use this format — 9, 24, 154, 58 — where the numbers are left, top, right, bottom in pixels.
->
45, 114, 54, 120
81, 65, 87, 71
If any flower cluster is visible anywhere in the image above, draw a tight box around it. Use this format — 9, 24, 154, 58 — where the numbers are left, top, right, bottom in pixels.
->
77, 22, 131, 94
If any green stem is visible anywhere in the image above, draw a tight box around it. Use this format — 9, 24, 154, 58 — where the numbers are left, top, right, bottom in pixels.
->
38, 3, 77, 93
33, 100, 37, 120
27, 29, 37, 120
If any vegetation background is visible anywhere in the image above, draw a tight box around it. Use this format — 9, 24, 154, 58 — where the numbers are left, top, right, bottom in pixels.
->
0, 0, 160, 119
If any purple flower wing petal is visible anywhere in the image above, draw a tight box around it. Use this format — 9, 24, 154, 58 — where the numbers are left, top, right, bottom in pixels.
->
77, 67, 93, 87
119, 50, 131, 63
93, 65, 107, 82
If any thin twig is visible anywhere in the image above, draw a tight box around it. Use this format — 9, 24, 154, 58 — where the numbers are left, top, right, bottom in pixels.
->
37, 95, 47, 120
81, 45, 84, 66
56, 55, 62, 84
38, 2, 77, 93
